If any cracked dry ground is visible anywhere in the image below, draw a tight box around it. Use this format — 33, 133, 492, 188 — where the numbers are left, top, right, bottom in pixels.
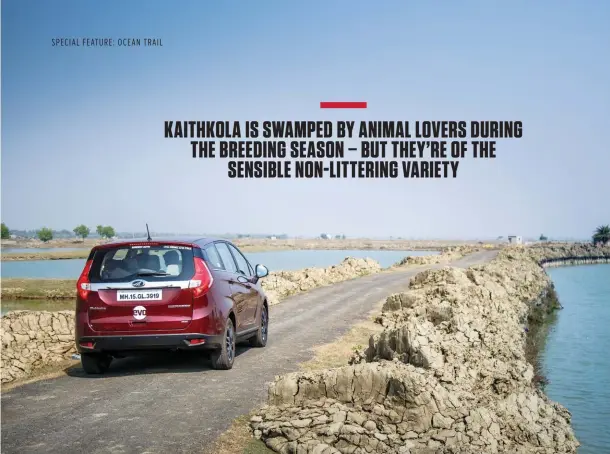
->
248, 246, 606, 454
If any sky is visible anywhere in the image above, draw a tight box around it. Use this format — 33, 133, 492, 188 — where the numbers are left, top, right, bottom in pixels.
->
2, 0, 609, 239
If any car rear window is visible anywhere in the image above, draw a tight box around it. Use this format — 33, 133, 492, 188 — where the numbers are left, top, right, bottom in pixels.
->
88, 245, 195, 283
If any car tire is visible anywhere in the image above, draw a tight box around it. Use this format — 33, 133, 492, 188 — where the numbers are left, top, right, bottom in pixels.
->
81, 353, 112, 374
249, 305, 268, 348
210, 318, 235, 370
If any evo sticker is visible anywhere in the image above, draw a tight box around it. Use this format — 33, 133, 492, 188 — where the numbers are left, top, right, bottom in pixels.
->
133, 306, 147, 320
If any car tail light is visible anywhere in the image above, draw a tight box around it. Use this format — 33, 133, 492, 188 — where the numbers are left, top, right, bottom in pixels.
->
79, 341, 95, 349
189, 257, 213, 297
188, 338, 206, 345
77, 259, 93, 300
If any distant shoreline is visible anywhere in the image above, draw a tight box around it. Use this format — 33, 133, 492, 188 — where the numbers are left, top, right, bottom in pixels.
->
0, 238, 498, 261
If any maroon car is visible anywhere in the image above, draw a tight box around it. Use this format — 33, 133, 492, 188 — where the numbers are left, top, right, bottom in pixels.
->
75, 237, 269, 373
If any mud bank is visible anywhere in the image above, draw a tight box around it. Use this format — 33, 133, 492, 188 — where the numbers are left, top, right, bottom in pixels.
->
393, 246, 480, 267
1, 311, 76, 384
262, 247, 482, 306
1, 250, 91, 261
0, 279, 76, 300
249, 244, 610, 453
261, 257, 382, 306
541, 257, 610, 267
525, 242, 610, 264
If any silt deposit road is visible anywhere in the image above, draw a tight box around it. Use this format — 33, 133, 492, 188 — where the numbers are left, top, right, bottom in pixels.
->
2, 250, 497, 453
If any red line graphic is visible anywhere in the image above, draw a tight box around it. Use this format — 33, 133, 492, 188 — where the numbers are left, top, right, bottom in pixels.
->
320, 102, 367, 109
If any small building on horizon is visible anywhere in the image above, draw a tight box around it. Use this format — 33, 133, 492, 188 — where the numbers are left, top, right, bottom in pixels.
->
507, 235, 523, 244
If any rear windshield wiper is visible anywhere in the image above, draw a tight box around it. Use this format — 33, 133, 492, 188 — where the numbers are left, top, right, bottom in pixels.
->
136, 271, 171, 277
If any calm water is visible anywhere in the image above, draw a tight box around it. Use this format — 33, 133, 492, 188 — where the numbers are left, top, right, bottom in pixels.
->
543, 264, 610, 454
0, 249, 436, 279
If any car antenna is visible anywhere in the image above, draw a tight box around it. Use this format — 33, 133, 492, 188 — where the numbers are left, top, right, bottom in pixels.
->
146, 224, 152, 241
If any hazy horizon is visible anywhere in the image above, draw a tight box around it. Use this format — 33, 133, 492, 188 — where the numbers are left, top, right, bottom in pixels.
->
2, 1, 609, 239
1, 226, 592, 243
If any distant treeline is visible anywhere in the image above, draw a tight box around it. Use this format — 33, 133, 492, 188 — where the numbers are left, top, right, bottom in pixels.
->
5, 229, 289, 240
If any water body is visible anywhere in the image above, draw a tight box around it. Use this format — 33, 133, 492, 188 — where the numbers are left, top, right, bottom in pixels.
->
0, 249, 437, 279
542, 264, 610, 454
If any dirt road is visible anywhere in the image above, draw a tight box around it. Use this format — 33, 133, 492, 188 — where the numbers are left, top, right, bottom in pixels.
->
1, 250, 497, 454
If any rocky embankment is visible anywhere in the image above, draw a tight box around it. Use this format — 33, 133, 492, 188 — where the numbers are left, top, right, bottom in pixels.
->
250, 244, 610, 453
261, 257, 382, 306
1, 310, 76, 383
528, 242, 610, 267
393, 246, 482, 267
261, 248, 484, 306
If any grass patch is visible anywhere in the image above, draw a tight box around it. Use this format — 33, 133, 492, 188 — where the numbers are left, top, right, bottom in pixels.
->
299, 316, 383, 371
527, 284, 562, 325
0, 278, 76, 299
205, 414, 274, 454
1, 250, 91, 261
1, 299, 75, 313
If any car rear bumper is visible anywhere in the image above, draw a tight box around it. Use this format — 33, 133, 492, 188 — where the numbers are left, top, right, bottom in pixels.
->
76, 333, 223, 353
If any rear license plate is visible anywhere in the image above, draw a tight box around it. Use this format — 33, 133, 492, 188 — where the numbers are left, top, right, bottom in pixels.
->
117, 290, 163, 301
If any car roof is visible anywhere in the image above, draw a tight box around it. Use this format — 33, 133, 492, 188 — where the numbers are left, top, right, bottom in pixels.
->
103, 236, 231, 247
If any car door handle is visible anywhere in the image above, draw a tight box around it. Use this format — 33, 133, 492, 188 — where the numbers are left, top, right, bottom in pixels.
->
239, 278, 252, 288
229, 277, 252, 288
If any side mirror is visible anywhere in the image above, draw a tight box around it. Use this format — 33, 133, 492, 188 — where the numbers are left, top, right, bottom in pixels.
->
255, 264, 269, 278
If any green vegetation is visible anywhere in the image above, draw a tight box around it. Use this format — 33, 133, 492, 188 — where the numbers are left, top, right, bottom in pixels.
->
1, 222, 10, 239
73, 224, 91, 241
206, 414, 274, 454
593, 225, 610, 246
96, 225, 115, 239
1, 299, 75, 313
539, 234, 548, 241
104, 226, 116, 238
37, 227, 54, 242
0, 278, 76, 299
1, 250, 90, 261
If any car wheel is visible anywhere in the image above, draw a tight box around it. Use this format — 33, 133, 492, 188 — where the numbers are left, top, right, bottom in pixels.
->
210, 318, 235, 370
249, 305, 268, 348
81, 353, 112, 374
